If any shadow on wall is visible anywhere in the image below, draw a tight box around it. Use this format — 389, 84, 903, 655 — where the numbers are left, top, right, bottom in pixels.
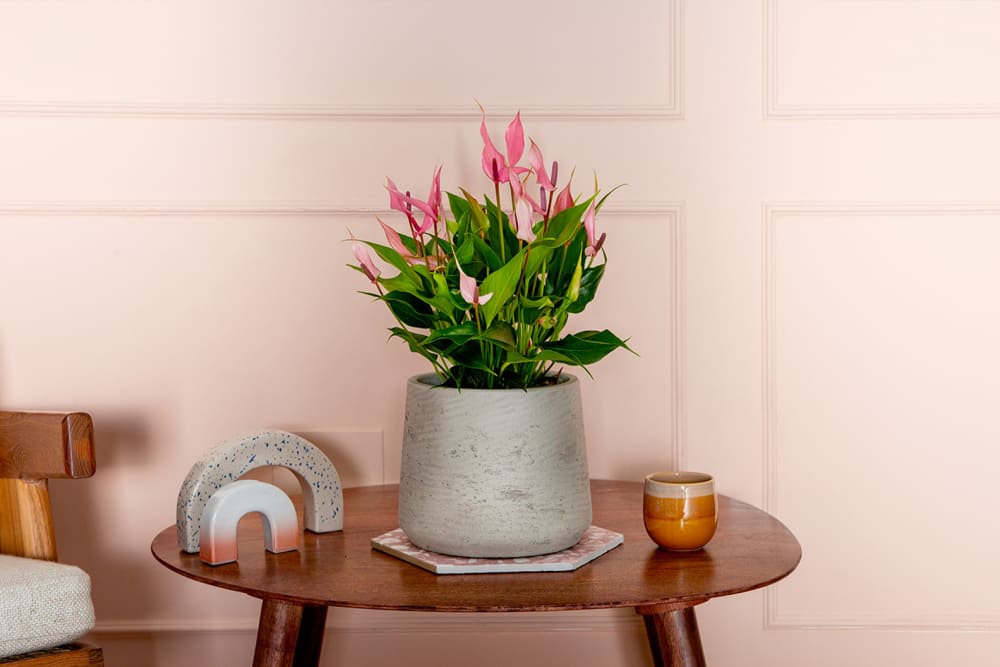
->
49, 410, 162, 624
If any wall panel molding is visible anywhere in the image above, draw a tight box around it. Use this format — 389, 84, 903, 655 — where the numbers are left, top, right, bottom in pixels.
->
0, 201, 389, 217
0, 200, 687, 467
760, 201, 1000, 515
0, 101, 684, 121
0, 2, 683, 121
624, 205, 687, 469
668, 205, 687, 469
762, 202, 1000, 631
0, 200, 681, 218
763, 0, 1000, 119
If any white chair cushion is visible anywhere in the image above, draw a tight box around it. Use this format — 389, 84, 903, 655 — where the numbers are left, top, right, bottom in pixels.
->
0, 554, 95, 659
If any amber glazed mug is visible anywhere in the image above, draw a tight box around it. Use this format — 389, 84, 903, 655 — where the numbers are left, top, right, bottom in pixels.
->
643, 472, 718, 551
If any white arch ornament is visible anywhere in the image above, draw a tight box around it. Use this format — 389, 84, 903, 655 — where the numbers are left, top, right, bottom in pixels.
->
176, 430, 344, 553
199, 479, 299, 566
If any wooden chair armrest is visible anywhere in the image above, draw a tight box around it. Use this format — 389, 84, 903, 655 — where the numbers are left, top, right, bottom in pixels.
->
0, 412, 95, 479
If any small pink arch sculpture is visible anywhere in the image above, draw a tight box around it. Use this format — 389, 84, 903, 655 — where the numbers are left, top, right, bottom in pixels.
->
176, 430, 343, 553
199, 479, 299, 566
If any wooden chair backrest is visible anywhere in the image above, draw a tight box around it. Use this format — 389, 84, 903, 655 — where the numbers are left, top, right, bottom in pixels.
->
0, 411, 96, 561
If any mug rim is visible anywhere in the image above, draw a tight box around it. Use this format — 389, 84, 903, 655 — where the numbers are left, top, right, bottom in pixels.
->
645, 471, 714, 486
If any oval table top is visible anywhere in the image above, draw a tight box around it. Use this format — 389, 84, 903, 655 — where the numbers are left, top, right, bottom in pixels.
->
151, 480, 801, 613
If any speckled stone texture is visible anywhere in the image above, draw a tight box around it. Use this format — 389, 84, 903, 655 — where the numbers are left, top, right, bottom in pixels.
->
398, 374, 592, 558
176, 430, 343, 553
371, 526, 623, 574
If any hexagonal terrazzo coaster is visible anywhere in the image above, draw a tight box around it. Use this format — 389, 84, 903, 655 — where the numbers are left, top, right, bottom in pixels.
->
371, 526, 623, 574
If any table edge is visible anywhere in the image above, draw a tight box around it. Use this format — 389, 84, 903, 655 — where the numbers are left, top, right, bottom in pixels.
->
150, 481, 803, 612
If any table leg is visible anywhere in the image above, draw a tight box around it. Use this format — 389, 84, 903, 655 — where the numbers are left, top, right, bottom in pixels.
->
253, 599, 328, 667
635, 603, 707, 667
293, 606, 328, 667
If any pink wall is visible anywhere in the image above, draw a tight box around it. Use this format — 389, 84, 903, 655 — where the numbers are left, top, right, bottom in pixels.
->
3, 1, 1000, 664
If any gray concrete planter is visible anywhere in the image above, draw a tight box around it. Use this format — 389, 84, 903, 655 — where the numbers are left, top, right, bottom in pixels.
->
398, 373, 592, 558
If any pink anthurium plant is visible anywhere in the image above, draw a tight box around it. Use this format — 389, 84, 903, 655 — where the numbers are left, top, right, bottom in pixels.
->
349, 109, 631, 389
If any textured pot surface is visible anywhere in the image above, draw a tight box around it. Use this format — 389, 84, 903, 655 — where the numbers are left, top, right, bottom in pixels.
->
398, 374, 592, 558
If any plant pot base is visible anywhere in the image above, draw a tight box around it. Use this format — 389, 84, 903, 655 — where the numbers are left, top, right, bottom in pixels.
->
398, 373, 592, 559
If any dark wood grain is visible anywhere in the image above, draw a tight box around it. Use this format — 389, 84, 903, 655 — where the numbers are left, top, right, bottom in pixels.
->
151, 481, 801, 613
0, 645, 103, 666
638, 604, 707, 667
253, 599, 303, 667
0, 412, 95, 479
251, 602, 326, 667
292, 607, 327, 667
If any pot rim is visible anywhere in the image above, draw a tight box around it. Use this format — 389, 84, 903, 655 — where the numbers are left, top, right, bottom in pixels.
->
409, 372, 578, 391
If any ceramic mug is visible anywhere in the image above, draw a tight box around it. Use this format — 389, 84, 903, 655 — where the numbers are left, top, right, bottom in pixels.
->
643, 472, 718, 551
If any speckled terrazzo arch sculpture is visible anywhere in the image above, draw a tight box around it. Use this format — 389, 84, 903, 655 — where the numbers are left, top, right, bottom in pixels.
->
176, 430, 343, 553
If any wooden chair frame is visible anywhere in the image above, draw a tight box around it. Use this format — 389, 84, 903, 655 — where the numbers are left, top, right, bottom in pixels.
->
0, 411, 105, 666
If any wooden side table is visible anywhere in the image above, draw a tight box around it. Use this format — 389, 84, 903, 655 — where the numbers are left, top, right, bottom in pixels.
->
151, 480, 801, 667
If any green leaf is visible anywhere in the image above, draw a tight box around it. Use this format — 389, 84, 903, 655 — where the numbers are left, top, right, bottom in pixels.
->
378, 272, 422, 296
520, 295, 554, 309
537, 329, 633, 366
428, 272, 461, 319
499, 348, 586, 378
542, 226, 586, 300
388, 327, 439, 365
472, 234, 503, 271
424, 322, 480, 348
567, 257, 583, 303
383, 291, 434, 329
537, 197, 594, 248
595, 183, 626, 213
517, 293, 555, 326
424, 234, 452, 258
479, 249, 527, 326
485, 196, 517, 261
478, 321, 516, 348
447, 192, 470, 220
365, 241, 418, 282
379, 270, 459, 321
457, 236, 490, 279
456, 235, 476, 267
448, 345, 499, 379
523, 243, 554, 279
459, 188, 489, 234
567, 264, 605, 314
